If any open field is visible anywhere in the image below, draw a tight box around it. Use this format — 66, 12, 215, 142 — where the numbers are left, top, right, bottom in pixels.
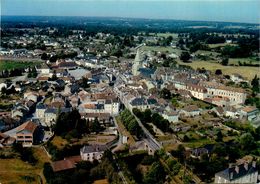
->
229, 57, 259, 65
0, 60, 41, 71
142, 46, 182, 54
177, 60, 259, 80
0, 147, 50, 184
208, 43, 237, 48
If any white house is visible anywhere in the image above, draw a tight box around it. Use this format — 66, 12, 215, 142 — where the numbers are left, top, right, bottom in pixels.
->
80, 145, 107, 162
162, 111, 179, 123
214, 162, 258, 183
180, 105, 200, 117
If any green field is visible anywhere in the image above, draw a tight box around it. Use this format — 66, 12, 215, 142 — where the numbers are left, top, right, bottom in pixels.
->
177, 60, 259, 80
0, 60, 41, 71
142, 46, 182, 54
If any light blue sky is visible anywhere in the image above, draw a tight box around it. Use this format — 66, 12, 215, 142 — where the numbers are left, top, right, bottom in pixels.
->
1, 0, 260, 23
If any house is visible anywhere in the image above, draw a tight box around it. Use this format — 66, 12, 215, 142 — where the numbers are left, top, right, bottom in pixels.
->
230, 73, 245, 83
44, 107, 71, 127
214, 161, 258, 183
35, 102, 47, 119
0, 133, 15, 147
80, 145, 107, 162
162, 111, 179, 123
51, 159, 75, 172
15, 121, 39, 147
186, 84, 207, 100
11, 103, 29, 120
36, 63, 50, 74
129, 97, 149, 111
225, 106, 240, 119
190, 144, 214, 159
180, 105, 200, 117
240, 106, 259, 121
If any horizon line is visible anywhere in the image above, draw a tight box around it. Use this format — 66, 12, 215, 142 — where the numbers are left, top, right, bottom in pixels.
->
1, 15, 259, 25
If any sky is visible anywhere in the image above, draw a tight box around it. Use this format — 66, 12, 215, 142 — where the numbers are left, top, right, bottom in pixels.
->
1, 0, 260, 24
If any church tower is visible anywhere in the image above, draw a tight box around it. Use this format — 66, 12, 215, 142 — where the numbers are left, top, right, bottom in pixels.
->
132, 49, 142, 76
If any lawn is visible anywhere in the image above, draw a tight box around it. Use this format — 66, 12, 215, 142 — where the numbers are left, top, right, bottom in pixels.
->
142, 46, 182, 54
177, 60, 259, 80
208, 43, 237, 49
0, 147, 50, 184
0, 60, 41, 71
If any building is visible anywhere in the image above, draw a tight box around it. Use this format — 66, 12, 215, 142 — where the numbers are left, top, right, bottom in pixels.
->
162, 111, 179, 123
35, 103, 47, 119
214, 161, 258, 183
180, 105, 201, 117
44, 107, 71, 127
240, 106, 259, 121
36, 63, 50, 74
199, 81, 247, 105
15, 121, 39, 147
80, 145, 107, 162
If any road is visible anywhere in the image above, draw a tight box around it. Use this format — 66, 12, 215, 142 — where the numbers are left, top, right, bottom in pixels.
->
114, 74, 162, 151
114, 73, 202, 183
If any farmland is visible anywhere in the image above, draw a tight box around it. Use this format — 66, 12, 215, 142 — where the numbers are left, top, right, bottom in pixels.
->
0, 60, 41, 71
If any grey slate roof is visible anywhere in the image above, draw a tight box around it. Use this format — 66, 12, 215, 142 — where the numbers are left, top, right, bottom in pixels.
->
130, 97, 147, 106
80, 144, 107, 153
215, 162, 257, 181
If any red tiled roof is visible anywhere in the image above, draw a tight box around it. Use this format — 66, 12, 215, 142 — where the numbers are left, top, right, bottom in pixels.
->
17, 121, 38, 133
51, 160, 76, 172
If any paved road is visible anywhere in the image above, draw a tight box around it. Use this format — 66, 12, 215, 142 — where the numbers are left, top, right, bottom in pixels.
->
114, 74, 162, 152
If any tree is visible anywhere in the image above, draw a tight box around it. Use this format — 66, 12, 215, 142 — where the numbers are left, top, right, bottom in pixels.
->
91, 118, 101, 133
81, 77, 90, 89
49, 55, 58, 63
160, 88, 171, 99
43, 162, 54, 182
41, 52, 48, 60
180, 51, 191, 62
251, 75, 259, 93
215, 69, 222, 75
221, 57, 229, 66
238, 133, 255, 151
143, 162, 166, 184
216, 130, 223, 142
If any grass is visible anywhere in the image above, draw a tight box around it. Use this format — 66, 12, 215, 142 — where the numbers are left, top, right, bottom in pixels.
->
208, 43, 237, 48
177, 60, 259, 80
93, 179, 109, 184
142, 46, 182, 54
51, 136, 68, 150
0, 60, 41, 71
0, 147, 50, 184
184, 138, 215, 148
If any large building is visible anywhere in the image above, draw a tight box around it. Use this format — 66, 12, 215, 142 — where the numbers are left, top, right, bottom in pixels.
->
15, 121, 39, 147
214, 161, 258, 183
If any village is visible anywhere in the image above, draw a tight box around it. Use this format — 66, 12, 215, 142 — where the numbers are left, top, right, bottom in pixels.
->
0, 18, 260, 184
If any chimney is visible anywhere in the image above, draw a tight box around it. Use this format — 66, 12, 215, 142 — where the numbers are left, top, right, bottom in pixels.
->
244, 163, 248, 170
235, 166, 239, 174
252, 161, 256, 168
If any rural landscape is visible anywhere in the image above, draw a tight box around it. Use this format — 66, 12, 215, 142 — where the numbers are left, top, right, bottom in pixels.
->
0, 1, 260, 184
